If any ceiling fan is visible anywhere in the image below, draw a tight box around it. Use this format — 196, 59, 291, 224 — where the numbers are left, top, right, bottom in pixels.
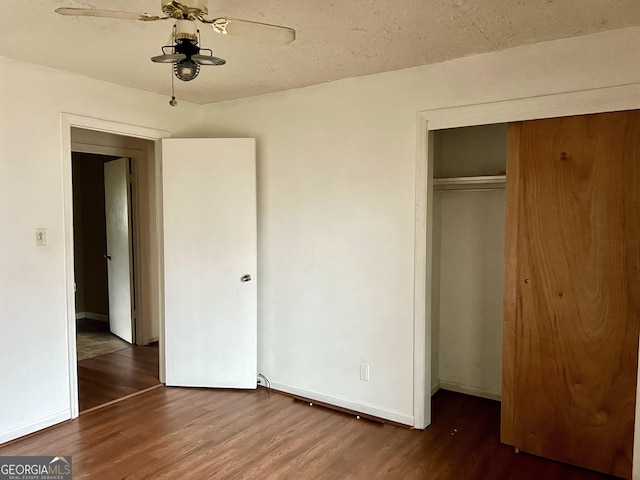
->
56, 0, 296, 88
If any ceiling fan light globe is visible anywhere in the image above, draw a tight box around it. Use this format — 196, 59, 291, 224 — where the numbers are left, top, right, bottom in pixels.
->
174, 60, 200, 81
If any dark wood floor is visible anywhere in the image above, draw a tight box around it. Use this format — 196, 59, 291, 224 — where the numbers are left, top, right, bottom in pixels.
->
0, 388, 619, 479
78, 343, 160, 411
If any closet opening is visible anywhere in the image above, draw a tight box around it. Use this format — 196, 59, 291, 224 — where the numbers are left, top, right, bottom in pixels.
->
430, 123, 507, 402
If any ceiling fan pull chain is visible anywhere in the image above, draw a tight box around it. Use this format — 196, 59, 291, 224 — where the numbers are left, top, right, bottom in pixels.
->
170, 63, 178, 106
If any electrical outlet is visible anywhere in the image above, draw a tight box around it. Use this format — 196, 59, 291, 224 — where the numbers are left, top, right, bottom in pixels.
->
360, 363, 370, 382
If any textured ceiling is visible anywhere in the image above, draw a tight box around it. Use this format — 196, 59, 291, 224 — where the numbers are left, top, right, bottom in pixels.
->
2, 0, 640, 104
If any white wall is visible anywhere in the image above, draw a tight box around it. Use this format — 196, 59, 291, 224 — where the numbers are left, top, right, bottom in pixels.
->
0, 56, 200, 442
202, 79, 418, 424
200, 27, 640, 425
436, 190, 505, 398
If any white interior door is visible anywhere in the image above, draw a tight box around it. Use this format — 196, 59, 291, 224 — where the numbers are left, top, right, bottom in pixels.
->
104, 157, 134, 344
162, 138, 257, 388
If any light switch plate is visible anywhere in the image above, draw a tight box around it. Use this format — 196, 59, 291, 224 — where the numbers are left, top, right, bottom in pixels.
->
35, 228, 47, 246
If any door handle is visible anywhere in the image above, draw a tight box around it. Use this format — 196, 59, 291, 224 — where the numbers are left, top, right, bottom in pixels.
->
104, 254, 112, 261
240, 274, 252, 282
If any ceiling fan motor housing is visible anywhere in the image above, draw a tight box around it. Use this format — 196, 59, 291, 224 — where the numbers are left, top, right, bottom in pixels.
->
162, 0, 208, 20
174, 19, 198, 42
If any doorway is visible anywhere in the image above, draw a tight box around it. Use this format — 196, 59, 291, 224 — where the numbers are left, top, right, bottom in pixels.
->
72, 152, 134, 352
62, 115, 170, 419
429, 123, 507, 401
69, 128, 162, 413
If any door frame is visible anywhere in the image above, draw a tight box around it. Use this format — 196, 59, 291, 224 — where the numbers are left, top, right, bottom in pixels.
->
61, 113, 170, 418
413, 83, 640, 436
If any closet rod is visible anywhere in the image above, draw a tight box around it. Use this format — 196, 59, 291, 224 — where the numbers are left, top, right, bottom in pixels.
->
433, 175, 505, 192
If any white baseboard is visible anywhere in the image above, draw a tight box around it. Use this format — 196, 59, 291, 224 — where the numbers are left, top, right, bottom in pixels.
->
438, 380, 501, 401
0, 410, 71, 445
431, 382, 441, 396
75, 312, 108, 322
137, 336, 159, 346
268, 379, 414, 426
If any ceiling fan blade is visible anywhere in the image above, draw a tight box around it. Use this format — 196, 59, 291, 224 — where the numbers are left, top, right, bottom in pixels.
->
210, 17, 295, 45
55, 8, 167, 22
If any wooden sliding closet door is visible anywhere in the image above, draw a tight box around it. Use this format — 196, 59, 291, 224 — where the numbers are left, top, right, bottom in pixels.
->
502, 111, 640, 478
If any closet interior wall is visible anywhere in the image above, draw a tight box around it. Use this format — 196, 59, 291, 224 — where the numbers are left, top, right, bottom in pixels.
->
431, 123, 507, 400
